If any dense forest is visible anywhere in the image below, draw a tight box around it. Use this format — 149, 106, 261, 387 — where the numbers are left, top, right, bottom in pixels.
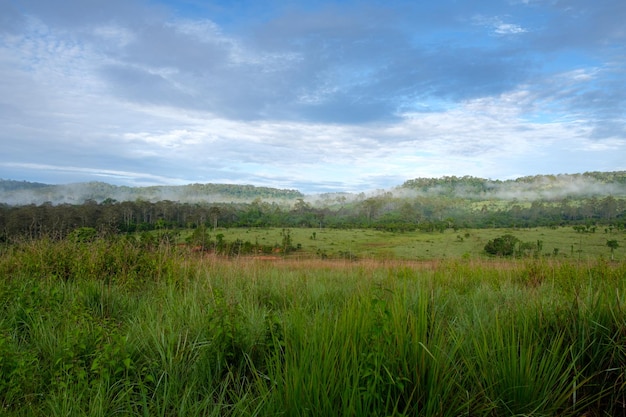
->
1, 171, 625, 240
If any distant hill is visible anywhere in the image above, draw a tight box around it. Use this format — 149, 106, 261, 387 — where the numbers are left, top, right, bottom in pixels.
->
399, 171, 626, 201
0, 179, 50, 192
0, 180, 304, 206
1, 171, 625, 206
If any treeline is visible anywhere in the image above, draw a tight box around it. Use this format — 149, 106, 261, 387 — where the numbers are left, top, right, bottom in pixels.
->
1, 193, 625, 241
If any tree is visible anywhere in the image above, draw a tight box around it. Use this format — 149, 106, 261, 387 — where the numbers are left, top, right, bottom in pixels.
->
361, 197, 386, 225
280, 228, 294, 254
599, 196, 618, 221
606, 240, 619, 260
209, 206, 221, 231
484, 234, 520, 257
186, 225, 211, 250
69, 227, 98, 243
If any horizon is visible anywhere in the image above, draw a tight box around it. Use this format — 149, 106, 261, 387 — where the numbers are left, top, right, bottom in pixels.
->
1, 0, 625, 193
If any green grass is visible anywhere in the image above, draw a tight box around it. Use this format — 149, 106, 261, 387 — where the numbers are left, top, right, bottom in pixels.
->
0, 235, 625, 415
184, 226, 625, 261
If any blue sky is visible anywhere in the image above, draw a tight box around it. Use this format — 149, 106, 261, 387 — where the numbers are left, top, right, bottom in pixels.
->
0, 0, 624, 193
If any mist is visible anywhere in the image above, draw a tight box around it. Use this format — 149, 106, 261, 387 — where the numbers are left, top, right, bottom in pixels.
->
1, 172, 625, 207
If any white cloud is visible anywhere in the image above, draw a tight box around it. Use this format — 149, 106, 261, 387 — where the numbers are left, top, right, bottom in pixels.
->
83, 87, 607, 190
0, 162, 187, 185
494, 22, 527, 35
0, 0, 624, 192
472, 15, 528, 36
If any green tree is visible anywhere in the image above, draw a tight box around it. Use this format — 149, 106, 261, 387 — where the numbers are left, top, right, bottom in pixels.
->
209, 206, 221, 231
280, 228, 298, 254
606, 240, 619, 260
186, 225, 211, 250
69, 227, 98, 243
484, 234, 520, 257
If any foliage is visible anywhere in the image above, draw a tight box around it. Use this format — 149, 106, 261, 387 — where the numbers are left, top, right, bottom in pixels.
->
484, 234, 520, 256
606, 239, 620, 260
185, 225, 211, 249
68, 226, 98, 243
607, 239, 620, 251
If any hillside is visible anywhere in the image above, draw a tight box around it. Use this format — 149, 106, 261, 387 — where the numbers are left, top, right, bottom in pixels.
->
399, 171, 626, 200
0, 180, 304, 205
1, 171, 626, 206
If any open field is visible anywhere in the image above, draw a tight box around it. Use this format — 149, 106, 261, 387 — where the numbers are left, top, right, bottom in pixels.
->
1, 233, 625, 416
185, 226, 625, 261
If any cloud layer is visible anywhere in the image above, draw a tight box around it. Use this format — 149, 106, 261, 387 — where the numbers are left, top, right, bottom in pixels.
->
1, 0, 624, 192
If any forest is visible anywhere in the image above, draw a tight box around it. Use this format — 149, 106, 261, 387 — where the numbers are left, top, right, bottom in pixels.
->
1, 173, 625, 240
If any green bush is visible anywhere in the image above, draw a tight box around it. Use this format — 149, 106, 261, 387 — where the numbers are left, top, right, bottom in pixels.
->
484, 234, 519, 256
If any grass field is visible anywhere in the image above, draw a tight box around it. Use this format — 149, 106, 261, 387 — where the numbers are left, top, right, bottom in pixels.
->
0, 230, 625, 416
190, 226, 624, 261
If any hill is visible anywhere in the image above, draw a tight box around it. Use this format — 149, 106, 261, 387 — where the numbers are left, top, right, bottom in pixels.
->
1, 171, 626, 206
399, 171, 626, 200
0, 180, 304, 205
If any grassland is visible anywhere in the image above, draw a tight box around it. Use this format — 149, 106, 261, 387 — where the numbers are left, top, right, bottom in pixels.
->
198, 226, 624, 261
0, 230, 625, 416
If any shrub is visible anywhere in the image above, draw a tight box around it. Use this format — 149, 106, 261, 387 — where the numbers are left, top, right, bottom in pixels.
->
484, 234, 519, 256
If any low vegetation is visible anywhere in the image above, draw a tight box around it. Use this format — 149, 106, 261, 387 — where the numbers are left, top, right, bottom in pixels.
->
1, 234, 625, 416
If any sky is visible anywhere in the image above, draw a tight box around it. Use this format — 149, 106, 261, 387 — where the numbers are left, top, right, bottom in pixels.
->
0, 0, 625, 193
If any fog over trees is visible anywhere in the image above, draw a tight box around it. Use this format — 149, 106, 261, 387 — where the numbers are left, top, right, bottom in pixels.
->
1, 171, 625, 240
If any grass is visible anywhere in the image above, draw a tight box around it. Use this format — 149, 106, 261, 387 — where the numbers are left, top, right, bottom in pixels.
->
0, 234, 625, 415
186, 225, 625, 261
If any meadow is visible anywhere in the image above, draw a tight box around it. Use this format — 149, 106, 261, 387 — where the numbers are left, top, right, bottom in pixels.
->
0, 228, 625, 416
204, 226, 623, 261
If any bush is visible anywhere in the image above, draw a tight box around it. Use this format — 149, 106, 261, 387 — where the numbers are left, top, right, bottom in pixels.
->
484, 234, 519, 256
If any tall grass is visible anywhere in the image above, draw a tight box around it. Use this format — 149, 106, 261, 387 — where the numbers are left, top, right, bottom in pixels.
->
0, 238, 625, 415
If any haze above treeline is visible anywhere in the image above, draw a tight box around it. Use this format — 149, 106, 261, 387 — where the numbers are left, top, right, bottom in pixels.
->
1, 171, 625, 207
